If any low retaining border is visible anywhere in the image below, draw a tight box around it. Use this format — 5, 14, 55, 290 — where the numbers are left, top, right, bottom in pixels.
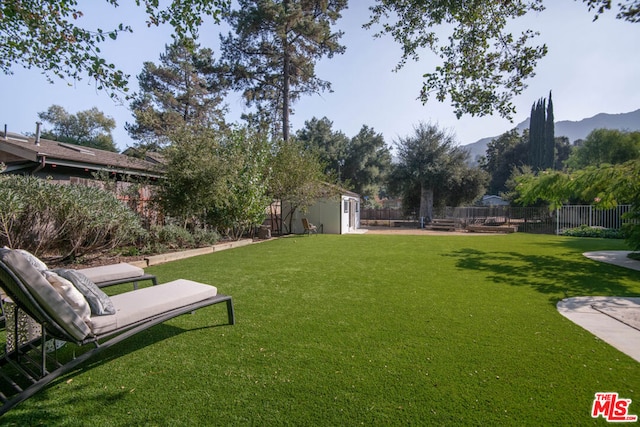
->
136, 239, 256, 267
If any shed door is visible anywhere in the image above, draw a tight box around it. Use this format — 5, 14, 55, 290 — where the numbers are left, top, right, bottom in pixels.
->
349, 199, 356, 230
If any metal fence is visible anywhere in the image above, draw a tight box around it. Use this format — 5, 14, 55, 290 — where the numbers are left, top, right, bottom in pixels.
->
446, 206, 558, 234
555, 204, 632, 233
361, 205, 632, 234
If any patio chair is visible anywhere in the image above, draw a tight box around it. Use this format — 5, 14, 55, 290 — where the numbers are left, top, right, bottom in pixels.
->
301, 218, 318, 236
0, 248, 234, 415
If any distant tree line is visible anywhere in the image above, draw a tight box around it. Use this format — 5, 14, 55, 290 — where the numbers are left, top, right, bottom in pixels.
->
8, 0, 639, 240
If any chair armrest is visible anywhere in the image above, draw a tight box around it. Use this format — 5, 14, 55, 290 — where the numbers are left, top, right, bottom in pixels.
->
95, 274, 158, 290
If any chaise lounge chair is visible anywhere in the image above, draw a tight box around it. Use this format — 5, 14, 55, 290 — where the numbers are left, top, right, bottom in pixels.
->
0, 248, 234, 415
79, 262, 158, 289
0, 260, 156, 330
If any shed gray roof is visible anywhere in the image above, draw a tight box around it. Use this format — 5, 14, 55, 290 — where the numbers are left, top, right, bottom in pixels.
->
0, 132, 163, 178
320, 181, 360, 199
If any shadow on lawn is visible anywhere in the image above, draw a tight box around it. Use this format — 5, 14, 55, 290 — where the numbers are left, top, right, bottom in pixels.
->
2, 320, 231, 422
2, 379, 132, 425
444, 248, 640, 305
544, 237, 634, 253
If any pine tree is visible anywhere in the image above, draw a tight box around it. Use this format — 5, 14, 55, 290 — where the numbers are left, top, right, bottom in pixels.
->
219, 0, 347, 141
126, 38, 227, 151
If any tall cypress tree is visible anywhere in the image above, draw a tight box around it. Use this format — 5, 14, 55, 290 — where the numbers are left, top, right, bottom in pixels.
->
544, 91, 555, 169
528, 92, 555, 171
528, 102, 537, 168
537, 99, 546, 169
528, 98, 544, 170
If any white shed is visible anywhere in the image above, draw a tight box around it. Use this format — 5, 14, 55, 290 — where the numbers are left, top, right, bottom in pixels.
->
286, 188, 361, 235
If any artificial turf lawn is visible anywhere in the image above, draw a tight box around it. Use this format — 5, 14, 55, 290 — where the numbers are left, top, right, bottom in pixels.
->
4, 233, 640, 425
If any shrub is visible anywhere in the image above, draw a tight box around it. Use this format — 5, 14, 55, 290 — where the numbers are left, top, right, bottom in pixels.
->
622, 209, 640, 251
561, 225, 626, 239
143, 224, 219, 251
0, 175, 145, 260
154, 224, 196, 249
191, 227, 220, 246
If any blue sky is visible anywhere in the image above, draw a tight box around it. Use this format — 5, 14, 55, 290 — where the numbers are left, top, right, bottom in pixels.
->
2, 1, 639, 151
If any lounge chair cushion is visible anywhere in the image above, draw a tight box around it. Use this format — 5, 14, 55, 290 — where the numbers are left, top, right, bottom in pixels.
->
0, 250, 91, 341
79, 263, 144, 284
14, 249, 48, 272
89, 279, 218, 335
43, 271, 91, 322
54, 269, 116, 316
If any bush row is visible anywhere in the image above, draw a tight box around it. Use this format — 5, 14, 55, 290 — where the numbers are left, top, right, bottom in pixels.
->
561, 225, 627, 239
0, 175, 219, 261
0, 175, 145, 261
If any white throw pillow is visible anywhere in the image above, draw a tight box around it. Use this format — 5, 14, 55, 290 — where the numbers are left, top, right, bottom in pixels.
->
15, 249, 48, 272
43, 270, 91, 322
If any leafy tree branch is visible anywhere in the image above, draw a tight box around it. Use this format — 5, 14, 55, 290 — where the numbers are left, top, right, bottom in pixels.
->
0, 0, 230, 98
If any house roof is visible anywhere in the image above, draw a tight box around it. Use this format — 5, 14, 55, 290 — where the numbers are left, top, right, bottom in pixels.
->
0, 132, 163, 178
121, 147, 167, 165
320, 181, 360, 199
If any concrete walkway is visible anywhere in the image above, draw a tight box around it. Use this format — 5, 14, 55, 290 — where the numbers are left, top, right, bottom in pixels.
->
583, 250, 640, 272
557, 251, 640, 362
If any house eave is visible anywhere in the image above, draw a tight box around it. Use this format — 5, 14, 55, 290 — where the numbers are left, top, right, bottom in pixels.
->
46, 158, 164, 179
0, 140, 40, 162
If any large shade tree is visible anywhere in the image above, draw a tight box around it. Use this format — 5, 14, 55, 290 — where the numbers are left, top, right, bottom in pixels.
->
1, 0, 230, 97
366, 0, 640, 119
390, 122, 485, 223
481, 127, 570, 197
219, 0, 347, 141
481, 129, 529, 195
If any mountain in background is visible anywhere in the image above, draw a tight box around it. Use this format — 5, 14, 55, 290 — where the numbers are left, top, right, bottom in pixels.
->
463, 108, 640, 162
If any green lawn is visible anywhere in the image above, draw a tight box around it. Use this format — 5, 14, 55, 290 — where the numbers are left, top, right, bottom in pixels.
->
5, 233, 640, 425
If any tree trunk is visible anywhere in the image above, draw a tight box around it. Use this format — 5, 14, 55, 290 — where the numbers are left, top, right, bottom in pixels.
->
419, 185, 434, 224
282, 0, 291, 142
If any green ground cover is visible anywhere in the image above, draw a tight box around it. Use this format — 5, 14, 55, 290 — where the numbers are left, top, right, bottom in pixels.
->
4, 233, 640, 425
